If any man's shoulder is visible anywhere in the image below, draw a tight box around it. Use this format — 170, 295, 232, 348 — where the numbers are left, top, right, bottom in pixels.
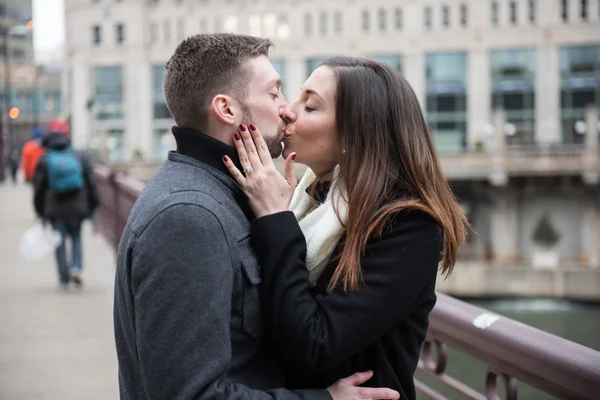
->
127, 164, 233, 235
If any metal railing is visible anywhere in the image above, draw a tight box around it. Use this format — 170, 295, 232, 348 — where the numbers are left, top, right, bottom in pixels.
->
93, 167, 600, 400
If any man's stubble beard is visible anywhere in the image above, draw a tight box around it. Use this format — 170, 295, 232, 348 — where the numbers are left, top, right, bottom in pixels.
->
242, 107, 284, 159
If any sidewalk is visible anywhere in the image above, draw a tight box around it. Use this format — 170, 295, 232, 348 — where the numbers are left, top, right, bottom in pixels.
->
0, 180, 119, 399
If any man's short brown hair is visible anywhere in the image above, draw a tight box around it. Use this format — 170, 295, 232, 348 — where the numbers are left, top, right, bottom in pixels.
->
163, 33, 272, 130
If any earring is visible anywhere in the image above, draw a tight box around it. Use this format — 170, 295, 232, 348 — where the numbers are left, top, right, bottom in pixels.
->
342, 149, 346, 155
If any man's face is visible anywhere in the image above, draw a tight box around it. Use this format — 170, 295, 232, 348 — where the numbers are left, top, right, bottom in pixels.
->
241, 55, 287, 158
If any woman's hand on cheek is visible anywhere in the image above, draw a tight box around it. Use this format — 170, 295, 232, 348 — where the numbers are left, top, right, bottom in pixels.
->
223, 123, 298, 218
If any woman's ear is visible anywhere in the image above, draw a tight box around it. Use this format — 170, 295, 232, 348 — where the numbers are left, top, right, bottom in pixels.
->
210, 94, 239, 126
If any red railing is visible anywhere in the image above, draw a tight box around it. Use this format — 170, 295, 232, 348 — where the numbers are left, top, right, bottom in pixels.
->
93, 167, 600, 400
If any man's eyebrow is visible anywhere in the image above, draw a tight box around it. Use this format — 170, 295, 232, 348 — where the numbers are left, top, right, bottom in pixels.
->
266, 78, 282, 88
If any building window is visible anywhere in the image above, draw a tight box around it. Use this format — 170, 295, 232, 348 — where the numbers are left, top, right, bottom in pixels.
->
214, 17, 222, 33
372, 55, 403, 71
581, 0, 588, 20
561, 0, 568, 21
442, 5, 450, 28
491, 1, 499, 25
164, 20, 171, 41
424, 7, 432, 29
107, 130, 125, 163
305, 13, 312, 35
362, 10, 369, 32
529, 0, 536, 23
378, 8, 387, 31
199, 18, 208, 33
94, 66, 124, 120
395, 8, 402, 30
334, 12, 343, 34
277, 15, 291, 40
491, 49, 537, 145
425, 52, 468, 153
92, 25, 101, 45
150, 22, 158, 43
460, 4, 468, 27
153, 129, 171, 161
510, 1, 517, 24
319, 12, 327, 35
306, 57, 329, 78
116, 23, 124, 44
153, 65, 171, 120
177, 18, 186, 40
560, 45, 600, 143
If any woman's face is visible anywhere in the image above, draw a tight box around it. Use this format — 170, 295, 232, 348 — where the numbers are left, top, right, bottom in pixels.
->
281, 66, 339, 178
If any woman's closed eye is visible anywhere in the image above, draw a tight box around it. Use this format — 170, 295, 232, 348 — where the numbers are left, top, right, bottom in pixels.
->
304, 106, 315, 113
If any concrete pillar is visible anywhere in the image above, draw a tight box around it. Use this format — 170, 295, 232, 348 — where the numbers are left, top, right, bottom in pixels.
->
467, 50, 491, 149
284, 57, 306, 103
489, 109, 507, 186
490, 189, 519, 263
581, 197, 600, 268
70, 60, 91, 150
403, 52, 425, 109
125, 55, 153, 162
583, 106, 599, 184
535, 46, 561, 144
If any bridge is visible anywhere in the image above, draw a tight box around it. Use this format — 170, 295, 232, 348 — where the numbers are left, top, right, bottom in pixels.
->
1, 167, 599, 399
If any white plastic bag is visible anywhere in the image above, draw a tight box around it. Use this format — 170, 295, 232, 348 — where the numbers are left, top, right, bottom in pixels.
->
19, 221, 62, 262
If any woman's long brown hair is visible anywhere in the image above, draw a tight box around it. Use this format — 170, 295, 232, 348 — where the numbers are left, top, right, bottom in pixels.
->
320, 57, 469, 291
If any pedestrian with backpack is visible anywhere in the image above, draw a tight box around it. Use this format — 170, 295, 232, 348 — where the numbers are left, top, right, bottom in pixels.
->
33, 120, 99, 290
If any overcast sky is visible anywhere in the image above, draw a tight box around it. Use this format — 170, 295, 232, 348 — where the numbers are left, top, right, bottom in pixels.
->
32, 0, 65, 52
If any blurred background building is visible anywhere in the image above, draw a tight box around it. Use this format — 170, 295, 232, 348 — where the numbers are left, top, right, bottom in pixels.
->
64, 0, 600, 296
0, 0, 63, 152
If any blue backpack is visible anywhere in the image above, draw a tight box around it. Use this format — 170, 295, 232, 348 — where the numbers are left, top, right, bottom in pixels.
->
46, 146, 84, 194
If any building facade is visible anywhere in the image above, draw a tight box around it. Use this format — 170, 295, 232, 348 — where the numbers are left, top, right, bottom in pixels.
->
64, 0, 600, 273
0, 0, 64, 151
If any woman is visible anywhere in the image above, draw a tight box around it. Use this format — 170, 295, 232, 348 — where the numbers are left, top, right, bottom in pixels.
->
223, 57, 468, 400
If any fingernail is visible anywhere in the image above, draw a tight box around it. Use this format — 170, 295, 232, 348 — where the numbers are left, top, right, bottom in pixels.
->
239, 124, 247, 131
234, 133, 241, 141
291, 153, 296, 161
249, 124, 257, 131
222, 155, 228, 162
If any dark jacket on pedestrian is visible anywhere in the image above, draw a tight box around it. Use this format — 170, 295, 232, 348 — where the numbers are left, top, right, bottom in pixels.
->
251, 191, 442, 400
113, 127, 330, 400
33, 132, 99, 230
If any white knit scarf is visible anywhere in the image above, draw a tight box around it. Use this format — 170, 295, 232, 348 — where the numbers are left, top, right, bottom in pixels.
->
288, 165, 348, 284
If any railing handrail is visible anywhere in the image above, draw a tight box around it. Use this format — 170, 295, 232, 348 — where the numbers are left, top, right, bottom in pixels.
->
426, 293, 600, 399
93, 166, 600, 400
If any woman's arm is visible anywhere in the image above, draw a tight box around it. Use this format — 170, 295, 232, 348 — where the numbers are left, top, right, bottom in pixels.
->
251, 209, 441, 372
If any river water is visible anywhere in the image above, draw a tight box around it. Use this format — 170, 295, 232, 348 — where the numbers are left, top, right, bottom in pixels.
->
415, 298, 600, 400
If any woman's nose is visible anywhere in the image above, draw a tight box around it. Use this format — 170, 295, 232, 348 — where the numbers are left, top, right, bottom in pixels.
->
280, 104, 296, 124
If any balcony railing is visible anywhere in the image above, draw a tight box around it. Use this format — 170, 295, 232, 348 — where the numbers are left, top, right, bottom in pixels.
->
93, 166, 600, 400
439, 144, 598, 181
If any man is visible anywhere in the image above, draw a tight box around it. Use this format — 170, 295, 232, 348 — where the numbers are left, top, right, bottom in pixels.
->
21, 126, 45, 183
8, 147, 20, 184
113, 34, 399, 400
34, 120, 98, 289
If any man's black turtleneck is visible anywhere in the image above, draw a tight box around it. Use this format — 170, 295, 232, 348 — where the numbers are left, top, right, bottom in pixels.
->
172, 126, 243, 177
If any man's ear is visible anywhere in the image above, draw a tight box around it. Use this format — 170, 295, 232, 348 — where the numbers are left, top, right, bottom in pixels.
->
210, 94, 239, 126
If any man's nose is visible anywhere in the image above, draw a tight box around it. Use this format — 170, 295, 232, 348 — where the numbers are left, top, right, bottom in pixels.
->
280, 104, 296, 124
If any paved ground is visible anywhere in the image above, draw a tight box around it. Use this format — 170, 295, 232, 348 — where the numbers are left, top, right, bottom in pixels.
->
0, 179, 119, 399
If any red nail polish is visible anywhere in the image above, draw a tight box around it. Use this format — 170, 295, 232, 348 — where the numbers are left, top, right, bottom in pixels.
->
291, 153, 296, 161
249, 124, 257, 131
222, 155, 228, 162
239, 124, 247, 131
234, 133, 240, 141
